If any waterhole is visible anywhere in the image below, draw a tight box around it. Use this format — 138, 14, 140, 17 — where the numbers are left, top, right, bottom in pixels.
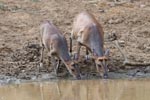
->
0, 80, 149, 100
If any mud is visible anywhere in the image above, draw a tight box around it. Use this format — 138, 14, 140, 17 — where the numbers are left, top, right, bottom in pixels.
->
0, 0, 150, 84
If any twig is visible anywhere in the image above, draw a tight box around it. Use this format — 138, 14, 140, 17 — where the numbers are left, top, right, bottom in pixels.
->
124, 61, 150, 66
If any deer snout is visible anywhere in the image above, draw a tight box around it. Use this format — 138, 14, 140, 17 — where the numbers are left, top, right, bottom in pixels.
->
69, 63, 81, 79
96, 57, 109, 78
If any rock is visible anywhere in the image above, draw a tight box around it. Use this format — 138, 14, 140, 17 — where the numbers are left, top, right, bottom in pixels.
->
118, 40, 125, 47
106, 32, 118, 41
31, 76, 37, 80
108, 19, 114, 24
145, 47, 150, 52
6, 78, 17, 84
109, 2, 116, 7
108, 72, 130, 79
41, 73, 56, 79
126, 69, 139, 76
99, 9, 105, 13
21, 70, 25, 73
14, 79, 21, 84
140, 4, 146, 8
136, 72, 144, 76
144, 66, 150, 73
108, 18, 123, 24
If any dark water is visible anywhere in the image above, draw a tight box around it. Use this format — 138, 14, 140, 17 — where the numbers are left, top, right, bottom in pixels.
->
0, 80, 150, 100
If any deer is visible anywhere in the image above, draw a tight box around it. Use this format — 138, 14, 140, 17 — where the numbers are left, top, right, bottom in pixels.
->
39, 20, 81, 79
70, 11, 109, 78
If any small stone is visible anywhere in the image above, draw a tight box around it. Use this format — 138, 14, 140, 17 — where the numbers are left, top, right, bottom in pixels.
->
99, 9, 105, 13
41, 73, 55, 79
127, 69, 139, 76
33, 56, 37, 59
108, 19, 114, 24
144, 66, 150, 73
31, 76, 37, 80
145, 47, 150, 52
136, 72, 144, 76
21, 70, 25, 73
140, 4, 146, 8
15, 79, 21, 84
109, 2, 116, 7
22, 61, 26, 64
118, 40, 125, 47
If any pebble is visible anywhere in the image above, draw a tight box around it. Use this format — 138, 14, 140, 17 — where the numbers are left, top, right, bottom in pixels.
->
145, 47, 150, 52
126, 69, 139, 76
118, 40, 125, 47
99, 9, 105, 13
144, 66, 150, 73
31, 76, 37, 80
140, 4, 146, 8
109, 2, 116, 7
136, 72, 144, 76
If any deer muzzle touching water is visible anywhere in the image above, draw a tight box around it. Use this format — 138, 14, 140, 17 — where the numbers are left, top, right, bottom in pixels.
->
71, 11, 109, 78
93, 49, 110, 78
39, 20, 81, 79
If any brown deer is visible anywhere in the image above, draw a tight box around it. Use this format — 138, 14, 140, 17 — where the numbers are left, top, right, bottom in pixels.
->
39, 20, 81, 79
70, 11, 109, 78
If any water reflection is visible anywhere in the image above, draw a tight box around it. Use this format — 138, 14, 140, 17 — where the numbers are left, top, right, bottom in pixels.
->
0, 80, 150, 100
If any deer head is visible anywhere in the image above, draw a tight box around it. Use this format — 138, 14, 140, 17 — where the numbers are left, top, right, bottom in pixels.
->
93, 49, 110, 78
65, 60, 81, 79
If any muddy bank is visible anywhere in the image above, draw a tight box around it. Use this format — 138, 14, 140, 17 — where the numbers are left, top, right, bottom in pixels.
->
0, 42, 150, 85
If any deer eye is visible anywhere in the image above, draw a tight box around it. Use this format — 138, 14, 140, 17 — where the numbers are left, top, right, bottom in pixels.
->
104, 58, 108, 61
71, 68, 75, 72
98, 59, 103, 61
71, 63, 75, 67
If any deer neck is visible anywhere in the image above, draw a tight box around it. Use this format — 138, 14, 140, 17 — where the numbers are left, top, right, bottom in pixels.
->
58, 40, 71, 64
89, 28, 104, 57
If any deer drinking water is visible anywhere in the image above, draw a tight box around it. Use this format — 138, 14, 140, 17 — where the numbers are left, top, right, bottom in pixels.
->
70, 11, 109, 78
39, 20, 81, 79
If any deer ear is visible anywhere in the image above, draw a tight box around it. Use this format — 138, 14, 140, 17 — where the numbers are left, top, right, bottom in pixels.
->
63, 32, 67, 36
104, 49, 110, 58
50, 51, 57, 56
77, 31, 83, 37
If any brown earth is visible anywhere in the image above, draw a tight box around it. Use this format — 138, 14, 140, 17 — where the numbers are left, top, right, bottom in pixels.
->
0, 0, 150, 81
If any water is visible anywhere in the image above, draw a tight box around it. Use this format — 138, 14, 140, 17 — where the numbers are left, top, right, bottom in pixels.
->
0, 80, 150, 100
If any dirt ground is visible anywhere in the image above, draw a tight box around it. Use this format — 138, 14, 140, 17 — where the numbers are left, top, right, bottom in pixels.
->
0, 0, 150, 84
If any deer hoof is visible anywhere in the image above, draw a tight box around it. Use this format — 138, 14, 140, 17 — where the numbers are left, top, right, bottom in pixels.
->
73, 53, 78, 60
85, 55, 90, 60
54, 70, 58, 76
69, 53, 72, 57
103, 73, 108, 79
123, 59, 129, 65
40, 63, 43, 68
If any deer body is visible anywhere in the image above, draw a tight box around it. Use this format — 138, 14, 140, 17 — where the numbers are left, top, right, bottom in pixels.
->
40, 21, 80, 79
71, 11, 109, 78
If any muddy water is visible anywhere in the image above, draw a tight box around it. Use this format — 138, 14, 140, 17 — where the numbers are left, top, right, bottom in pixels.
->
0, 80, 150, 100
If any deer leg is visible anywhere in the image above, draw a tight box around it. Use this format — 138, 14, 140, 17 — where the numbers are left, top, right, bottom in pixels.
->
55, 59, 61, 75
50, 57, 58, 75
39, 44, 44, 71
69, 36, 72, 57
49, 48, 59, 75
74, 42, 81, 60
39, 27, 44, 69
85, 47, 89, 60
